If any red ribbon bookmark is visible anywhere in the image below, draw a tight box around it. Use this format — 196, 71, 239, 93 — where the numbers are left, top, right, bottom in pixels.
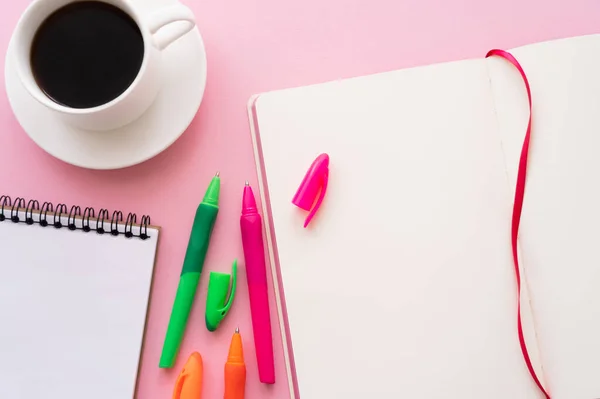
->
485, 49, 550, 399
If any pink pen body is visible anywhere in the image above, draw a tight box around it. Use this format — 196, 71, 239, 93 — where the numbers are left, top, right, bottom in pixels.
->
240, 184, 275, 384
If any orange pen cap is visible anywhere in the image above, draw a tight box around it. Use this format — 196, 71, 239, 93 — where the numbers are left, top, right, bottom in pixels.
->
172, 352, 204, 399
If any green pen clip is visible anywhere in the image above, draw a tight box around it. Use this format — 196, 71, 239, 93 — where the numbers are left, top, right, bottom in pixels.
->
205, 259, 238, 332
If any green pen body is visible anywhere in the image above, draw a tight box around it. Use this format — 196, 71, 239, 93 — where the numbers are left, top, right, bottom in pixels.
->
159, 175, 220, 368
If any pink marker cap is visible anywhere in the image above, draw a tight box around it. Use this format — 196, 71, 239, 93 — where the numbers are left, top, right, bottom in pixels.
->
292, 153, 329, 227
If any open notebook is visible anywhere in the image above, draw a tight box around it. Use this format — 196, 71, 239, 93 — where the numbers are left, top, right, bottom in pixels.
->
248, 34, 600, 399
0, 196, 159, 398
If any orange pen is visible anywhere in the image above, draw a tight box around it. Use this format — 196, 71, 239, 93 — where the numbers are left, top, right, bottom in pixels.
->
172, 352, 204, 399
224, 328, 247, 399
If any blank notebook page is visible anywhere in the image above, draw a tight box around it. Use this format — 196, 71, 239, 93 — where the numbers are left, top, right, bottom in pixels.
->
0, 210, 159, 398
251, 58, 543, 398
489, 34, 600, 398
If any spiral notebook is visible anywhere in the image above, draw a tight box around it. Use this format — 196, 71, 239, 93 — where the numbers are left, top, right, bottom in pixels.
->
0, 196, 159, 399
249, 34, 600, 398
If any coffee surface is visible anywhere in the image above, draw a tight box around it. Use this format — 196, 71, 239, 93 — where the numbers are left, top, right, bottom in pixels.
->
30, 1, 144, 109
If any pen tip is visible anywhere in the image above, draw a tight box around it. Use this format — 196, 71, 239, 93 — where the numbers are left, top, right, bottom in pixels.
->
235, 327, 239, 333
215, 171, 220, 177
245, 181, 249, 186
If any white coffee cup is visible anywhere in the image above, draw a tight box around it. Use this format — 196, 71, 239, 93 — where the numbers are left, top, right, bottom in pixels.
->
12, 0, 196, 131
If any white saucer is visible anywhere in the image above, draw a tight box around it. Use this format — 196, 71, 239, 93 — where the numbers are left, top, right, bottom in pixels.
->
5, 0, 207, 170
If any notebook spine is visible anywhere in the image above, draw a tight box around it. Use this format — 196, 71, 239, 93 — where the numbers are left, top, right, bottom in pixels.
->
0, 196, 150, 240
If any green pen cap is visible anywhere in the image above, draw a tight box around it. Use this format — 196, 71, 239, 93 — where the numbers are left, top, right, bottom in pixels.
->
205, 259, 238, 332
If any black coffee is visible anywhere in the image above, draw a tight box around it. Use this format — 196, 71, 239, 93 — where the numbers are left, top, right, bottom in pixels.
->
30, 1, 144, 109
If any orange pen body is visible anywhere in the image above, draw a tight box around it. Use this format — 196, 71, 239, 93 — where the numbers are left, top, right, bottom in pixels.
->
173, 352, 204, 399
224, 330, 247, 399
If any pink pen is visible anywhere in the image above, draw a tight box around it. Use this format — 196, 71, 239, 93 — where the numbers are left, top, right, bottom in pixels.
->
240, 182, 275, 384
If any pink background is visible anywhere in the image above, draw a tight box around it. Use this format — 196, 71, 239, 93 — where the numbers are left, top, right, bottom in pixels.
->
1, 0, 599, 398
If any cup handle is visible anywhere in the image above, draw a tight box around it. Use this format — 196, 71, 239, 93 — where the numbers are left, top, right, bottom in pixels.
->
146, 5, 196, 51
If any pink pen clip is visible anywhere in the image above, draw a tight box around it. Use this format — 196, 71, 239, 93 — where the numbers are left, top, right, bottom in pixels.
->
292, 153, 329, 227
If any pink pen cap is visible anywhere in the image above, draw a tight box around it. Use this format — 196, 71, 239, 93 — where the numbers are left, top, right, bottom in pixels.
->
292, 153, 329, 227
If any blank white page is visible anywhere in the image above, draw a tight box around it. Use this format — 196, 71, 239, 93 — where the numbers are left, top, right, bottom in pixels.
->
488, 34, 600, 398
250, 59, 543, 398
0, 208, 159, 399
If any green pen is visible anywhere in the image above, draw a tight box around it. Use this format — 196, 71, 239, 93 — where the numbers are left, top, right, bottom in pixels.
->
159, 172, 220, 368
